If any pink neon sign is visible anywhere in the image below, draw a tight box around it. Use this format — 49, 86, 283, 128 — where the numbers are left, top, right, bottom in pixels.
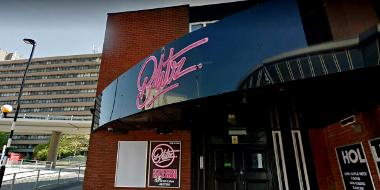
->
136, 37, 209, 109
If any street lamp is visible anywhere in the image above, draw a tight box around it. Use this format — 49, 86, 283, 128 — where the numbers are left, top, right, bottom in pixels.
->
0, 105, 13, 118
0, 38, 36, 187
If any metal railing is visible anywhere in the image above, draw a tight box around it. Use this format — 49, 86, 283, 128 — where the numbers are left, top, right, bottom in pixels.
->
1, 164, 85, 190
0, 114, 92, 121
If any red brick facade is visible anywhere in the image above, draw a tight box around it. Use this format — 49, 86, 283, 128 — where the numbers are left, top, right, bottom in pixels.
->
84, 129, 191, 190
323, 0, 379, 40
96, 5, 189, 95
85, 5, 190, 190
309, 105, 380, 189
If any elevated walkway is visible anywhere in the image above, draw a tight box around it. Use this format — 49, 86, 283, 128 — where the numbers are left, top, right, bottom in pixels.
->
0, 115, 92, 135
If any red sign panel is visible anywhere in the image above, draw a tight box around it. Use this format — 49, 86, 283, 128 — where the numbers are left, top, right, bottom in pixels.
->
148, 141, 181, 188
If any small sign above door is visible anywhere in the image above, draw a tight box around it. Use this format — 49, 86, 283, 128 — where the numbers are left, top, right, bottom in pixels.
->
232, 136, 239, 144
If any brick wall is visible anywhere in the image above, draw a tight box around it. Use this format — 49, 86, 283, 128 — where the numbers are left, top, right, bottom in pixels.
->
84, 128, 191, 190
96, 5, 189, 95
309, 105, 380, 189
323, 0, 379, 40
85, 5, 191, 190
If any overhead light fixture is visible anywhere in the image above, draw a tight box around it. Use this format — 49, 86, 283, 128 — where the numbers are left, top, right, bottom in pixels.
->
339, 115, 362, 133
155, 128, 173, 135
227, 114, 237, 125
242, 94, 247, 104
23, 38, 37, 46
339, 115, 356, 127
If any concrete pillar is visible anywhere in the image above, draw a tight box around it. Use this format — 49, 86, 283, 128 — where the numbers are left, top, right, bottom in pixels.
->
47, 131, 62, 168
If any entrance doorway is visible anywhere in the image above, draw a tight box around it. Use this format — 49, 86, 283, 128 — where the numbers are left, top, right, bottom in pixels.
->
204, 130, 274, 190
209, 144, 272, 190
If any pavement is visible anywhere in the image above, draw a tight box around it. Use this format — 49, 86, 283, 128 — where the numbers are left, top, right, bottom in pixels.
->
2, 165, 84, 190
43, 181, 83, 190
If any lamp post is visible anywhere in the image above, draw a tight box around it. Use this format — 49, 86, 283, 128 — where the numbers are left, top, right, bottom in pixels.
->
0, 38, 36, 187
0, 105, 13, 118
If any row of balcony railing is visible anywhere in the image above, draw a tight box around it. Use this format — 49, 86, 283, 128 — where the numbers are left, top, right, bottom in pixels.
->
0, 114, 92, 121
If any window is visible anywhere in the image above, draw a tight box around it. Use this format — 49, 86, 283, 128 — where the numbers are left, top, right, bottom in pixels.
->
189, 20, 218, 32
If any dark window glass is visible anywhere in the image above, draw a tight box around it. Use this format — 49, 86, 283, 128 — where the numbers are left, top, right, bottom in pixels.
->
349, 49, 365, 69
310, 55, 325, 76
363, 41, 379, 67
261, 72, 272, 86
249, 72, 258, 88
299, 57, 312, 78
321, 53, 338, 73
211, 136, 225, 144
242, 71, 260, 89
216, 181, 237, 190
244, 130, 267, 144
215, 151, 234, 169
190, 24, 203, 32
245, 152, 265, 169
205, 22, 215, 27
288, 60, 302, 80
265, 64, 281, 83
247, 182, 268, 190
276, 62, 291, 82
335, 51, 351, 71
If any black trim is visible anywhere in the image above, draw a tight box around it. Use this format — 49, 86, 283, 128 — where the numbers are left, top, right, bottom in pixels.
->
189, 0, 262, 23
372, 0, 380, 21
297, 0, 333, 45
300, 129, 319, 190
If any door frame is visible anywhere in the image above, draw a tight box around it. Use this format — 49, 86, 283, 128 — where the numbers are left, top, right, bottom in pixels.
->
191, 128, 278, 190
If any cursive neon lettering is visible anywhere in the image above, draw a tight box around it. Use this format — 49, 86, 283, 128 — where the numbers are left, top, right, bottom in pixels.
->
136, 37, 209, 109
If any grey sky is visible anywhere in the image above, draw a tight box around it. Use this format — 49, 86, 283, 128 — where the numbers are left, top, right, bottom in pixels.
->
0, 0, 240, 58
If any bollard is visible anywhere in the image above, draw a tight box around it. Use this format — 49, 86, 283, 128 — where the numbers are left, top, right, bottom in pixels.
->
10, 173, 16, 190
57, 168, 62, 185
46, 161, 53, 170
78, 166, 81, 181
19, 159, 23, 169
34, 170, 40, 189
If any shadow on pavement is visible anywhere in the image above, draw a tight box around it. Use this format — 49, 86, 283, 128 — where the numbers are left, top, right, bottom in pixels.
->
41, 181, 83, 190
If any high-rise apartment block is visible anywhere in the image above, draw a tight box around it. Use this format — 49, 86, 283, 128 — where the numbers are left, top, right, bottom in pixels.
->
0, 53, 100, 116
0, 53, 101, 158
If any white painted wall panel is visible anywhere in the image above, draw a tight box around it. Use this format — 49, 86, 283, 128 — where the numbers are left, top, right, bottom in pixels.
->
115, 141, 148, 187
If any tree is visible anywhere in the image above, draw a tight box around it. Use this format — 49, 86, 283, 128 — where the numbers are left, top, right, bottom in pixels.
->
0, 132, 8, 148
33, 143, 49, 160
33, 134, 89, 161
57, 135, 89, 159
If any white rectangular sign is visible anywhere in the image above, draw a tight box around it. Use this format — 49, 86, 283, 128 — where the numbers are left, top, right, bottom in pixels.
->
115, 141, 148, 187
